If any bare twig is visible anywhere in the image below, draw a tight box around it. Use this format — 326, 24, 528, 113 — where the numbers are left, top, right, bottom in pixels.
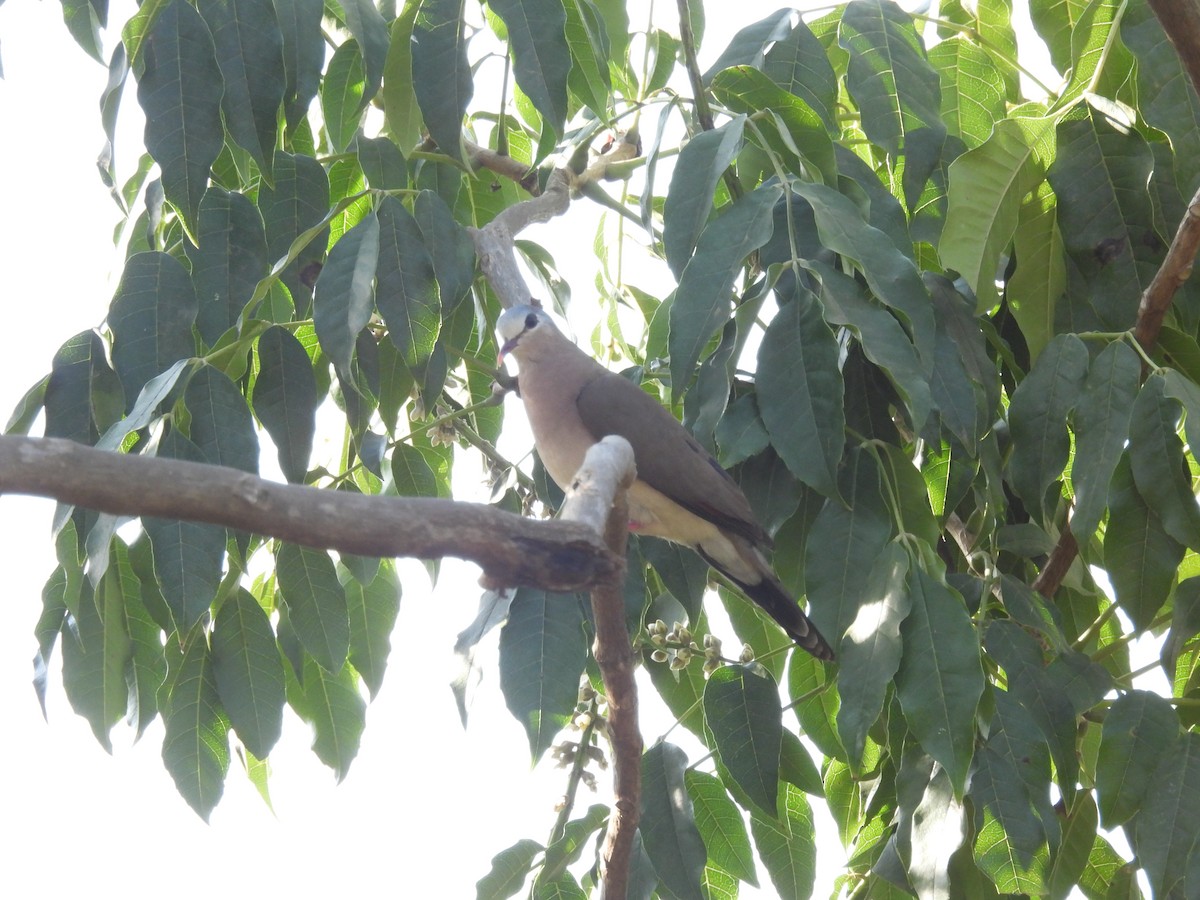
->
560, 437, 640, 899
0, 435, 620, 593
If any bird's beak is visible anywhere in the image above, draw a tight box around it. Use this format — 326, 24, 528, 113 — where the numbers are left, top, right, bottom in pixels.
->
497, 335, 519, 364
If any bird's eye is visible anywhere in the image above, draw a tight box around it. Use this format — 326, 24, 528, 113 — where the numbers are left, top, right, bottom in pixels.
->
524, 313, 538, 329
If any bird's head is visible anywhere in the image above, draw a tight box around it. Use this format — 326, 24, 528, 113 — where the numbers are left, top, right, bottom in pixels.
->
496, 304, 559, 364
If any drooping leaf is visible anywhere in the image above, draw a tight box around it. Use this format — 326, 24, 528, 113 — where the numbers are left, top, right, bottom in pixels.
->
313, 208, 379, 379
275, 542, 350, 673
1008, 179, 1066, 361
184, 365, 260, 475
684, 770, 758, 886
748, 782, 817, 899
704, 663, 783, 816
211, 588, 285, 759
61, 577, 129, 750
476, 839, 543, 900
489, 0, 570, 136
411, 0, 472, 160
381, 3, 424, 151
258, 151, 330, 309
187, 187, 269, 346
336, 0, 390, 111
1095, 689, 1180, 828
322, 39, 367, 152
1128, 374, 1200, 551
161, 635, 231, 820
1130, 731, 1200, 899
43, 330, 124, 446
640, 742, 706, 900
289, 653, 367, 780
346, 560, 401, 699
253, 326, 318, 483
375, 195, 441, 367
761, 18, 837, 130
273, 0, 323, 129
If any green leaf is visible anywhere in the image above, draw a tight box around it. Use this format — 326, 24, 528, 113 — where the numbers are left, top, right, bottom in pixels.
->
1008, 179, 1066, 361
539, 804, 608, 884
756, 288, 844, 501
61, 577, 129, 750
376, 196, 441, 367
896, 750, 965, 899
313, 209, 379, 379
1071, 340, 1140, 541
704, 664, 783, 816
1096, 689, 1180, 828
714, 393, 769, 468
1052, 0, 1133, 112
381, 4, 424, 151
274, 0, 323, 129
662, 116, 745, 279
969, 744, 1050, 892
1130, 731, 1200, 899
640, 742, 706, 900
1128, 374, 1200, 550
490, 0, 570, 135
275, 543, 350, 673
836, 543, 910, 767
804, 446, 892, 652
108, 251, 198, 406
761, 18, 837, 130
356, 135, 407, 191
390, 443, 439, 497
161, 635, 231, 820
197, 0, 284, 177
1029, 0, 1090, 72
336, 0, 390, 111
562, 0, 611, 116
253, 326, 318, 483
895, 558, 983, 796
44, 330, 124, 445
211, 588, 285, 759
476, 839, 542, 899
1048, 791, 1099, 900
684, 770, 758, 885
136, 0, 224, 231
186, 187, 269, 346
258, 151, 329, 308
411, 0, 472, 160
709, 66, 836, 186
346, 560, 401, 699
414, 189, 476, 314
322, 39, 366, 152
1104, 453, 1185, 631
185, 365, 260, 474
702, 8, 792, 84
498, 588, 587, 760
144, 430, 226, 630
941, 117, 1048, 311
1006, 333, 1089, 515
748, 782, 817, 899
929, 36, 1006, 149
290, 654, 366, 780
790, 180, 935, 367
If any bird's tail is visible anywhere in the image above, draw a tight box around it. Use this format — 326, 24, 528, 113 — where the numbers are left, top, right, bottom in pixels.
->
738, 575, 836, 662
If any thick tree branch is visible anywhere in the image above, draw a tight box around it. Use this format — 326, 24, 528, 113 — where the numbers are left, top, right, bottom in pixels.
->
0, 435, 620, 592
560, 437, 641, 900
1134, 186, 1200, 352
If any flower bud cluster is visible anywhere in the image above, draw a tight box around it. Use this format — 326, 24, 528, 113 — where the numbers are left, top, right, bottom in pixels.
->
646, 620, 743, 677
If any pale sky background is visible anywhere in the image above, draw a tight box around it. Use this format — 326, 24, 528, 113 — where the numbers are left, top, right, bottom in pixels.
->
0, 2, 1121, 898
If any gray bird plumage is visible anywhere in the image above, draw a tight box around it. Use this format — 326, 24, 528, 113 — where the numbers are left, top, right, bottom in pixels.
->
497, 304, 834, 661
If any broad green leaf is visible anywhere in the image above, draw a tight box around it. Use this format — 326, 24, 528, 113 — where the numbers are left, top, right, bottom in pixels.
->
162, 635, 231, 820
756, 288, 844, 501
185, 365, 260, 474
895, 559, 983, 796
376, 196, 441, 366
1128, 374, 1200, 551
897, 751, 965, 900
1104, 454, 1185, 631
273, 0, 323, 129
476, 839, 542, 899
836, 543, 910, 767
684, 770, 758, 886
710, 66, 836, 186
1048, 791, 1099, 900
136, 0, 224, 231
1029, 0, 1090, 72
790, 180, 936, 367
562, 0, 611, 116
275, 543, 350, 673
6, 374, 49, 436
336, 0, 390, 111
714, 393, 769, 468
1008, 179, 1066, 360
390, 443, 439, 497
804, 446, 892, 652
748, 782, 817, 899
356, 135, 407, 191
489, 0, 570, 135
970, 743, 1050, 892
61, 577, 129, 750
322, 39, 366, 153
197, 0, 284, 177
108, 251, 197, 407
539, 804, 608, 885
704, 664, 783, 816
144, 430, 226, 630
414, 190, 476, 313
662, 116, 745, 279
1096, 690, 1180, 828
258, 151, 330, 308
211, 588, 285, 759
941, 117, 1048, 311
929, 36, 1006, 149
640, 742, 706, 900
381, 4, 424, 151
1071, 340, 1139, 541
346, 560, 401, 699
186, 187, 268, 346
411, 0, 472, 160
1130, 731, 1200, 899
290, 654, 366, 780
112, 540, 166, 739
313, 209, 379, 379
702, 8, 793, 84
498, 588, 587, 760
1053, 0, 1133, 112
762, 18, 837, 129
44, 330, 124, 445
253, 326, 318, 483
1006, 333, 1088, 515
